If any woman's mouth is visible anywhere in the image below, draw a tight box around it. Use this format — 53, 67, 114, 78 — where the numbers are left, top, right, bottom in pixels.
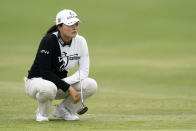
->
72, 31, 77, 34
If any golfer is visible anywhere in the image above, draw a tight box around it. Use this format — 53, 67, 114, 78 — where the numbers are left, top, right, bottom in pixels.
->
24, 9, 98, 122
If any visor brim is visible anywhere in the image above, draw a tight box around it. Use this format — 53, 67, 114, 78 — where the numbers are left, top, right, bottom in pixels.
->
65, 18, 83, 26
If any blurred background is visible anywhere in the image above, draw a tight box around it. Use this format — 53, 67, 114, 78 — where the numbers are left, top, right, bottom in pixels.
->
0, 0, 196, 130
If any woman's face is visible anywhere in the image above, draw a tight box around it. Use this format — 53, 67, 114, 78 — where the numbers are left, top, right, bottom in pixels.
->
58, 22, 79, 42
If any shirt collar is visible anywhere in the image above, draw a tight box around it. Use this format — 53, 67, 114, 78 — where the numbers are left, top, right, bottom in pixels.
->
57, 31, 72, 47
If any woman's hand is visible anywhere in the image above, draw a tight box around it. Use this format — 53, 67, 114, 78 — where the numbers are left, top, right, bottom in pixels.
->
68, 86, 80, 104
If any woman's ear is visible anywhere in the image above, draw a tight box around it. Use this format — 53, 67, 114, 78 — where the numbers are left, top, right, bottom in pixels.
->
57, 25, 61, 31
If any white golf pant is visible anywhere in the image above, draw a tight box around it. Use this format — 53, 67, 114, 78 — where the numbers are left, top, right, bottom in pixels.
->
24, 77, 97, 117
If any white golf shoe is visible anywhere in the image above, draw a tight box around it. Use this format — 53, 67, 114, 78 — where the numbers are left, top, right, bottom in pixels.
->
52, 104, 79, 121
36, 110, 49, 122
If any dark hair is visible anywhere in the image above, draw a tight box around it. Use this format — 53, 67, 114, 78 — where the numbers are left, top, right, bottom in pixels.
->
45, 24, 63, 35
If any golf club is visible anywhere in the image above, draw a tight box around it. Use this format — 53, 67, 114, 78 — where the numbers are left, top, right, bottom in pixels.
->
77, 61, 88, 115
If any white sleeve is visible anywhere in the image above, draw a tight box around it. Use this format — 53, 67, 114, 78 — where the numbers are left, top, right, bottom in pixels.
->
63, 37, 89, 85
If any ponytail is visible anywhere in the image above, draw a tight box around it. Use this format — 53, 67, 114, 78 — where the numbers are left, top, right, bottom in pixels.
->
45, 24, 63, 35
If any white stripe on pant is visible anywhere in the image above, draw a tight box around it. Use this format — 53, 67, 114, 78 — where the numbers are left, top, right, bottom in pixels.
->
24, 77, 97, 117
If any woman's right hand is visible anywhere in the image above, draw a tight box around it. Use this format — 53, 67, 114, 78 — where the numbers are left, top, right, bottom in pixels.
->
68, 86, 80, 104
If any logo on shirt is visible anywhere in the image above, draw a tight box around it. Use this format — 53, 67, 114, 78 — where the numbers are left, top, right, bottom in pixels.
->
58, 52, 80, 71
40, 49, 50, 55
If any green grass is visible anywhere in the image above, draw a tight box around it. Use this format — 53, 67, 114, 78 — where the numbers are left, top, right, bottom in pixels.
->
0, 0, 196, 130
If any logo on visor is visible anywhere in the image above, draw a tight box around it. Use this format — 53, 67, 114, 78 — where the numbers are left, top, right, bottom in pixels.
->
67, 12, 77, 19
58, 18, 61, 23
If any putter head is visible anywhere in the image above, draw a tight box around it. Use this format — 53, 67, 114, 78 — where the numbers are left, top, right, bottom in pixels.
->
77, 105, 88, 115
